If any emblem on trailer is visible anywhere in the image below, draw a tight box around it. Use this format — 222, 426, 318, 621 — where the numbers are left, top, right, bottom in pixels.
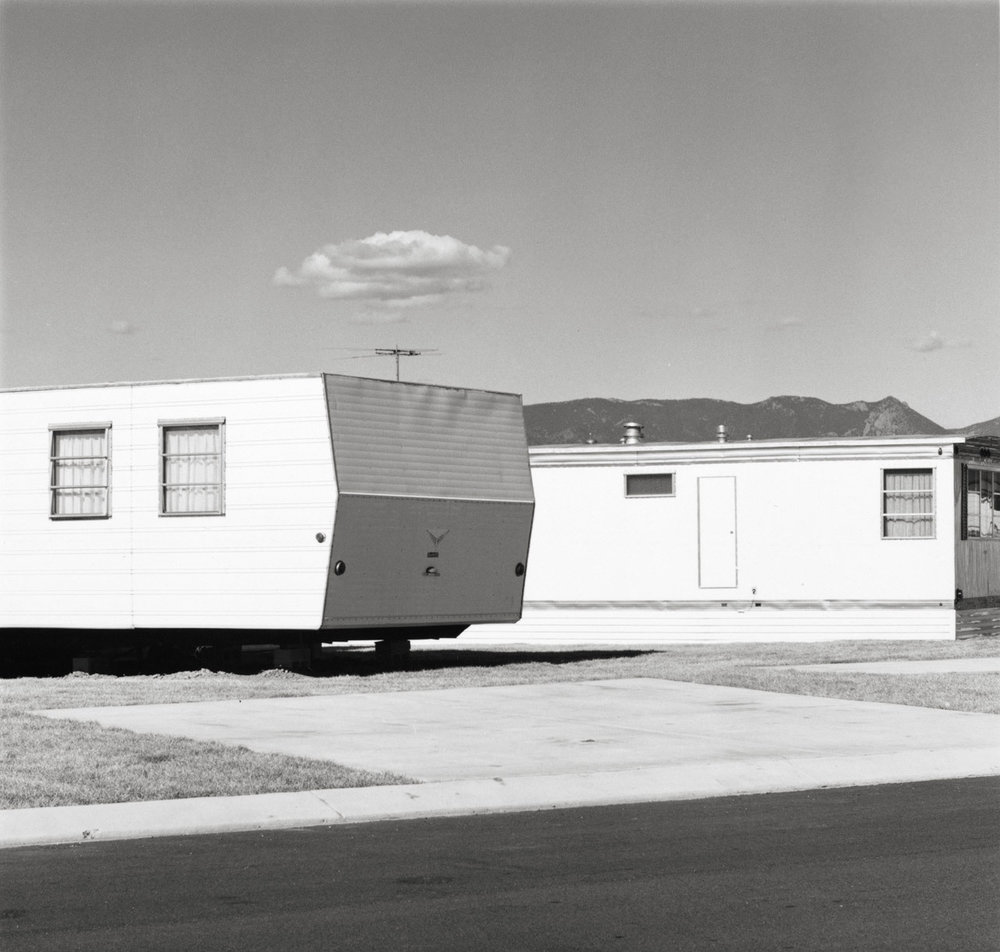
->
426, 528, 450, 547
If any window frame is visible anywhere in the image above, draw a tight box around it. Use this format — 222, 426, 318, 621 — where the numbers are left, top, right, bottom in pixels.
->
880, 467, 935, 540
49, 423, 112, 520
159, 418, 226, 517
964, 465, 1000, 540
624, 471, 676, 498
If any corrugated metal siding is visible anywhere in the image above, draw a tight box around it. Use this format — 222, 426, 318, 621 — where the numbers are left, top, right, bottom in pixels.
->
324, 376, 533, 501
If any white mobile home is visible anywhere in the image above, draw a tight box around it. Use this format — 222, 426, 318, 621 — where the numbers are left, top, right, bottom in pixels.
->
466, 433, 999, 643
0, 374, 534, 661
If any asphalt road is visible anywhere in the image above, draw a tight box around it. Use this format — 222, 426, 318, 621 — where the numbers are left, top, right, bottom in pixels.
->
3, 778, 998, 952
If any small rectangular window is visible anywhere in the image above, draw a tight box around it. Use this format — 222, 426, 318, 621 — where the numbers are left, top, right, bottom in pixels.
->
161, 421, 225, 515
625, 472, 674, 497
882, 468, 934, 539
50, 426, 111, 518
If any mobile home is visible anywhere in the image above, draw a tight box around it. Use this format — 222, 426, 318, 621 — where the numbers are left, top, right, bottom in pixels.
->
0, 373, 534, 663
465, 432, 999, 643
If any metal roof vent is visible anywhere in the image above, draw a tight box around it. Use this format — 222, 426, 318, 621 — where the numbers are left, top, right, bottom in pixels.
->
621, 421, 644, 445
716, 424, 729, 443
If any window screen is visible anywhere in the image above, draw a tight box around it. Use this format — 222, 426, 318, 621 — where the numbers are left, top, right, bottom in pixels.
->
625, 472, 675, 497
882, 469, 934, 538
50, 427, 110, 518
161, 423, 224, 515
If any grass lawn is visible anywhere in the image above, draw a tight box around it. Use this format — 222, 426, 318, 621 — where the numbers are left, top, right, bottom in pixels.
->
2, 638, 998, 810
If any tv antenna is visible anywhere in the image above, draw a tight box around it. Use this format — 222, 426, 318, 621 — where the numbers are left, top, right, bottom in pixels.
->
321, 346, 439, 381
374, 347, 437, 381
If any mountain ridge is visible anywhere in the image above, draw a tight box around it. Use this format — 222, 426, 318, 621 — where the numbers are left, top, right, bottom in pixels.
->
523, 395, 1000, 445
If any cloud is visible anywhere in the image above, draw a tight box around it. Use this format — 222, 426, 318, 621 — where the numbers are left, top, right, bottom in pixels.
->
108, 320, 135, 335
911, 331, 946, 352
908, 330, 970, 352
274, 230, 510, 307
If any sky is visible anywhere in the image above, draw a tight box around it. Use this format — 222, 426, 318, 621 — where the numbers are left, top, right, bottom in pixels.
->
1, 0, 997, 427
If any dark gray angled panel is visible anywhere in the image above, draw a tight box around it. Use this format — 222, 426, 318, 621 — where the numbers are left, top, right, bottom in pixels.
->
324, 376, 533, 502
323, 495, 532, 628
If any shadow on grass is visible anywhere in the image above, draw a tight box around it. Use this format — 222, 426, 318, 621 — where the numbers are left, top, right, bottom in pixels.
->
1, 644, 657, 680
293, 647, 658, 679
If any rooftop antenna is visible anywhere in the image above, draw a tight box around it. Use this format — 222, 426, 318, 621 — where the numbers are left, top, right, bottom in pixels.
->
319, 345, 440, 380
374, 347, 434, 381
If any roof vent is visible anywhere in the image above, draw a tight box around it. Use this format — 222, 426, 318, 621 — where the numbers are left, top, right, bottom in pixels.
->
716, 424, 728, 443
621, 421, 644, 445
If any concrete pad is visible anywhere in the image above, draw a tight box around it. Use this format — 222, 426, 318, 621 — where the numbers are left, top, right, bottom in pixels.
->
39, 678, 1000, 783
6, 678, 999, 849
784, 658, 1000, 674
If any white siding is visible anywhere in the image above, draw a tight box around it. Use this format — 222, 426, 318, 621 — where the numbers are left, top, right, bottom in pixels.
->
0, 376, 336, 629
466, 605, 956, 644
1, 386, 134, 627
523, 451, 955, 604
468, 438, 960, 643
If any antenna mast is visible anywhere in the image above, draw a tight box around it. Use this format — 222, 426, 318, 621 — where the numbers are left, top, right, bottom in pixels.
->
374, 347, 428, 381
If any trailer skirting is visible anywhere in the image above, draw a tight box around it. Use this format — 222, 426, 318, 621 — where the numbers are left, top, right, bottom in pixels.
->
465, 600, 957, 644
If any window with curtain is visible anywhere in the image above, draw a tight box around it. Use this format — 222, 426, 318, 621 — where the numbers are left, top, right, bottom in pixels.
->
50, 427, 110, 518
161, 422, 224, 515
966, 467, 1000, 539
882, 468, 934, 539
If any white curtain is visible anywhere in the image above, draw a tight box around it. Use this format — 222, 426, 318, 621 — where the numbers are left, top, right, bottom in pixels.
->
51, 430, 108, 516
883, 469, 933, 538
163, 426, 222, 513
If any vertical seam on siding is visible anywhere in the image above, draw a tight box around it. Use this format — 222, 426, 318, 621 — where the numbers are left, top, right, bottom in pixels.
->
320, 375, 338, 629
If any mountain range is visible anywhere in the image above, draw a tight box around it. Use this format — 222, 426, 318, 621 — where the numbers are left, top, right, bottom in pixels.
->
523, 395, 1000, 445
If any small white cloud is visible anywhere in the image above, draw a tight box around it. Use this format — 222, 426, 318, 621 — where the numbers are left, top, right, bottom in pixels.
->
911, 330, 945, 352
108, 320, 135, 335
909, 330, 970, 352
274, 230, 510, 308
272, 265, 306, 288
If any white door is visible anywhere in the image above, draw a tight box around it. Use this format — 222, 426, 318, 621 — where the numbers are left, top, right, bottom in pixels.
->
698, 476, 737, 588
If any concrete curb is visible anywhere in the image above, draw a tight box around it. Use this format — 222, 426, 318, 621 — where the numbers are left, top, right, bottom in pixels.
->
4, 747, 998, 850
783, 658, 1000, 673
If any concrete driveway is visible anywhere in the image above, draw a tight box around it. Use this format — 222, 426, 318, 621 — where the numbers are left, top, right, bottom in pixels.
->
40, 677, 1000, 784
6, 677, 997, 850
